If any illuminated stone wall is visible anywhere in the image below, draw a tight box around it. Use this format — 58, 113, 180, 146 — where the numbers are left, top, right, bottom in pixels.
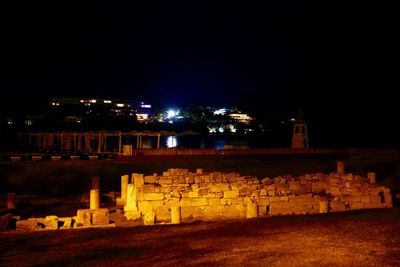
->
126, 168, 392, 222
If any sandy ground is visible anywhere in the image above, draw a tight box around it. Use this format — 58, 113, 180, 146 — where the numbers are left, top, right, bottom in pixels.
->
1, 208, 400, 266
1, 153, 400, 266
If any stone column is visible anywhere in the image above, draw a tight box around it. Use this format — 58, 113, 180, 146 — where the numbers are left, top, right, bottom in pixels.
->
121, 175, 129, 201
125, 184, 138, 211
7, 193, 16, 210
171, 207, 181, 224
368, 172, 376, 184
337, 161, 345, 174
319, 201, 329, 213
124, 184, 141, 220
117, 175, 129, 205
90, 189, 100, 210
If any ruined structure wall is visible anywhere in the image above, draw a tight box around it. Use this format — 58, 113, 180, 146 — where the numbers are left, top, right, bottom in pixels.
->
126, 169, 392, 222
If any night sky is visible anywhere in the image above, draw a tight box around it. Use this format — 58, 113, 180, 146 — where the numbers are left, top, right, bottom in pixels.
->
0, 1, 397, 146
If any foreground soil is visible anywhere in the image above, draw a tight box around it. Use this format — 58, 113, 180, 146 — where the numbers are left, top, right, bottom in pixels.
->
1, 208, 400, 266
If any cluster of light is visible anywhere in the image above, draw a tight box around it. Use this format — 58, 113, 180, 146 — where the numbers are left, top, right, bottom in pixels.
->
167, 109, 178, 118
141, 104, 151, 108
227, 124, 237, 133
167, 136, 177, 148
213, 108, 228, 115
116, 103, 124, 107
290, 118, 296, 122
7, 119, 13, 125
136, 114, 149, 121
51, 102, 60, 106
90, 99, 97, 103
208, 127, 217, 133
229, 113, 253, 124
104, 100, 112, 104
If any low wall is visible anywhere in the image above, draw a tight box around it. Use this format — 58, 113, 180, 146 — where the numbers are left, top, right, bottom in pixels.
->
124, 168, 392, 222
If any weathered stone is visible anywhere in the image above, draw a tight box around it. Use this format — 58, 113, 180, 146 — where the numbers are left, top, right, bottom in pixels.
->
125, 211, 141, 220
92, 208, 109, 225
90, 189, 100, 210
60, 217, 73, 229
319, 201, 329, 213
143, 212, 155, 225
224, 190, 238, 198
142, 192, 164, 201
171, 207, 181, 224
125, 184, 138, 211
246, 200, 258, 218
261, 177, 273, 185
44, 215, 59, 230
155, 205, 170, 222
144, 175, 156, 184
132, 173, 145, 187
76, 209, 92, 227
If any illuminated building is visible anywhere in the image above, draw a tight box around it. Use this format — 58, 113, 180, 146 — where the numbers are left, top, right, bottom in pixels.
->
229, 112, 253, 124
49, 97, 152, 122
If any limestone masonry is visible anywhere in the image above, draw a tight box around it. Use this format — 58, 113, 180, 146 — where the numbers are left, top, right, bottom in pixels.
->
9, 162, 393, 231
121, 166, 392, 223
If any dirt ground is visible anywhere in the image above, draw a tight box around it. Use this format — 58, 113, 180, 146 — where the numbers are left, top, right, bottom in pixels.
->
1, 208, 400, 266
1, 153, 400, 266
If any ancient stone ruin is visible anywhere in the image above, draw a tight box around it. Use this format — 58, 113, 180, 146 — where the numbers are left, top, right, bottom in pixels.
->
119, 164, 392, 223
5, 161, 393, 231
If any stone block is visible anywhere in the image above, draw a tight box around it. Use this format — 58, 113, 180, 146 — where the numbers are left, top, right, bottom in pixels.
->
311, 182, 325, 192
319, 201, 329, 213
289, 181, 301, 191
221, 198, 232, 206
191, 198, 208, 206
180, 198, 192, 206
238, 187, 252, 196
166, 198, 180, 208
246, 201, 258, 218
138, 201, 154, 214
224, 190, 238, 198
198, 188, 209, 196
208, 198, 221, 206
142, 185, 156, 193
181, 206, 203, 220
144, 175, 156, 184
125, 211, 141, 220
60, 218, 73, 229
45, 216, 59, 230
203, 205, 224, 218
155, 205, 170, 222
222, 204, 245, 218
92, 209, 109, 225
16, 219, 40, 231
188, 191, 199, 198
142, 193, 164, 201
159, 178, 172, 185
143, 212, 155, 225
76, 209, 92, 227
132, 173, 144, 187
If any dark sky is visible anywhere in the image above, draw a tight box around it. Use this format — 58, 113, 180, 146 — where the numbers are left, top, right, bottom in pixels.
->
0, 1, 398, 145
